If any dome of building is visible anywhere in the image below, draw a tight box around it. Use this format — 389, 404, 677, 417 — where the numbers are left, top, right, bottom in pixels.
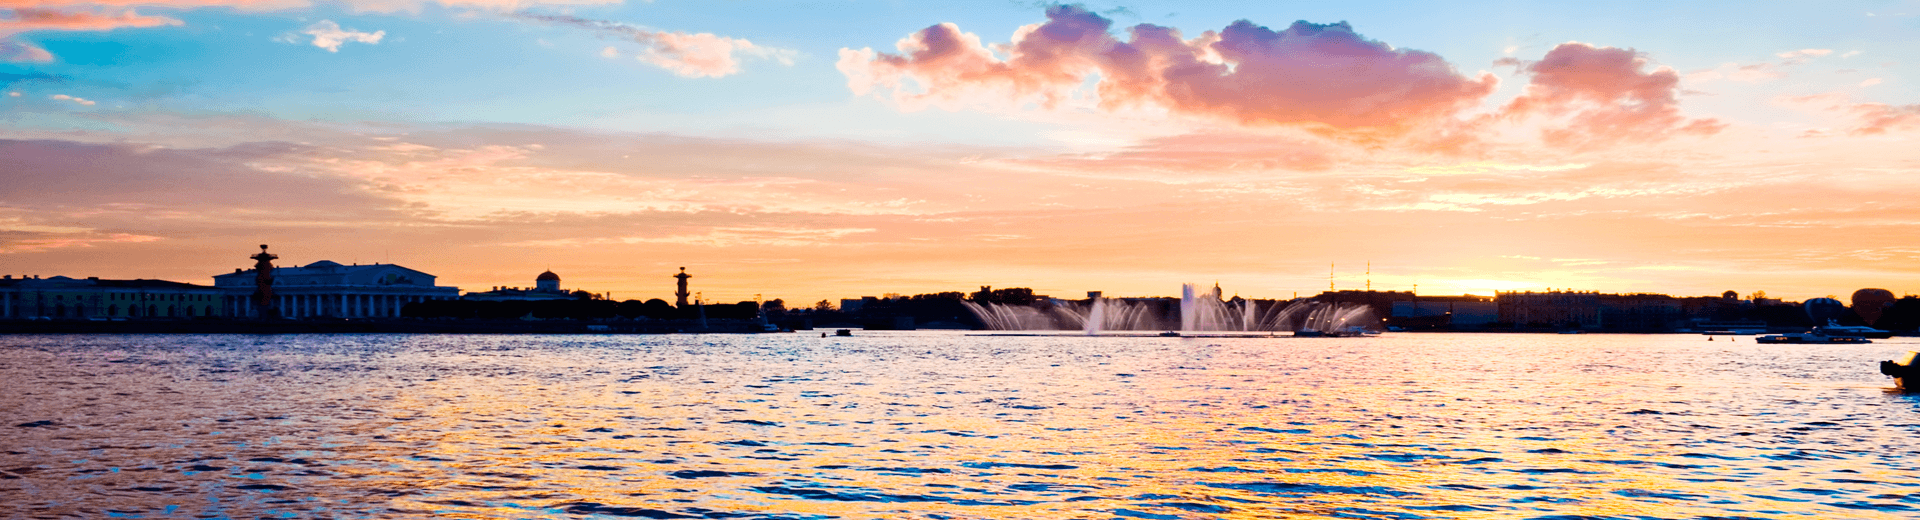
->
534, 270, 562, 292
305, 260, 343, 269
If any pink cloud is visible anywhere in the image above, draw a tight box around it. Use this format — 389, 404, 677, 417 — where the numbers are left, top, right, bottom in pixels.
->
508, 12, 795, 78
0, 8, 181, 33
1, 0, 617, 14
1780, 92, 1920, 135
1502, 42, 1724, 148
0, 7, 181, 61
1848, 102, 1920, 135
838, 5, 1498, 132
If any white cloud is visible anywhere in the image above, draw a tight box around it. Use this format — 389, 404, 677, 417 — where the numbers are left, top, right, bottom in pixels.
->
1861, 78, 1883, 87
301, 20, 384, 53
1775, 48, 1833, 62
49, 94, 95, 105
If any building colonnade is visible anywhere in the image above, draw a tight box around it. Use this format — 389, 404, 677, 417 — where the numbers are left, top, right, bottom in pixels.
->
227, 292, 451, 319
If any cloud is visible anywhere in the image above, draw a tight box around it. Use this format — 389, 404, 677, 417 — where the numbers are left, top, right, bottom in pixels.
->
1775, 48, 1832, 63
47, 93, 92, 105
1013, 131, 1340, 179
508, 12, 796, 78
298, 19, 384, 52
0, 7, 182, 62
0, 37, 51, 61
1782, 92, 1920, 135
0, 139, 397, 212
0, 0, 616, 61
1849, 102, 1920, 135
837, 5, 1498, 132
509, 226, 880, 248
1502, 42, 1724, 148
0, 8, 181, 33
1, 0, 619, 15
0, 229, 163, 254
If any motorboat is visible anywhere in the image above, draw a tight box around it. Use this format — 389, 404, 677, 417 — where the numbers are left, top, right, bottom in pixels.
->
1880, 351, 1916, 390
1813, 319, 1893, 339
1754, 331, 1872, 344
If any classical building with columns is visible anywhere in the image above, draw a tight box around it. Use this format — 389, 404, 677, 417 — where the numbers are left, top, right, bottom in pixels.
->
213, 260, 459, 318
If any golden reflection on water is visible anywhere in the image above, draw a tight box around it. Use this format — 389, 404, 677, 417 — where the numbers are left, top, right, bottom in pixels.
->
3, 333, 1919, 519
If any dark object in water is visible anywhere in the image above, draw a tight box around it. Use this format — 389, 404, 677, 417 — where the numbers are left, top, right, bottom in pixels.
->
835, 329, 852, 337
1880, 351, 1917, 391
1755, 331, 1871, 344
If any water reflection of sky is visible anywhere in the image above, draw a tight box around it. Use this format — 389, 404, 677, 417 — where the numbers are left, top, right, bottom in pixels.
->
4, 333, 1918, 519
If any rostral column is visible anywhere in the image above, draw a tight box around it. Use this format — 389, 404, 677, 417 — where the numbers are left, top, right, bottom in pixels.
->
674, 267, 692, 308
251, 244, 279, 319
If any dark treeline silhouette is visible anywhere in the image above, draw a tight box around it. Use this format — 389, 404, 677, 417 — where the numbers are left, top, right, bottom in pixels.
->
775, 291, 982, 330
1876, 297, 1920, 332
970, 286, 1035, 306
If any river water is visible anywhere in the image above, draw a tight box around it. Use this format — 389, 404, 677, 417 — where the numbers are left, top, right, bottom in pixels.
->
3, 332, 1918, 519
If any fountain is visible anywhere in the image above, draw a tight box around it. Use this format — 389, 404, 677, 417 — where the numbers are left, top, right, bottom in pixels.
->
962, 282, 1380, 335
1254, 299, 1377, 334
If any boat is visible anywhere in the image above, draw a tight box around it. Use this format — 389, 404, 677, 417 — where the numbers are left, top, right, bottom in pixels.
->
1293, 329, 1325, 338
1754, 331, 1872, 344
1322, 326, 1380, 338
1880, 352, 1916, 390
1813, 319, 1893, 339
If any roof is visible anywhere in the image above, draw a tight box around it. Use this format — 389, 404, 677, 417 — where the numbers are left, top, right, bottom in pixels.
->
212, 260, 449, 290
536, 270, 561, 282
0, 277, 217, 290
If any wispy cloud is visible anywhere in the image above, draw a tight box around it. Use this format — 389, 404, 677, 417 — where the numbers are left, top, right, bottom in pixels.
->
508, 12, 796, 78
1782, 93, 1920, 135
0, 7, 182, 62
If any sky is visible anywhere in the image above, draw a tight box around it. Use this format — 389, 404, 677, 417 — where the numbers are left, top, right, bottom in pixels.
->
3, 0, 1919, 305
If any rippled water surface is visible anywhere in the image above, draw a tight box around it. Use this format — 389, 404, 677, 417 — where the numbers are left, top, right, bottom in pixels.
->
4, 332, 1919, 519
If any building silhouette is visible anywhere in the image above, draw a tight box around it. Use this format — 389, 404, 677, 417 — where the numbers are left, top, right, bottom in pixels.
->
1, 275, 225, 319
464, 270, 577, 301
214, 259, 458, 318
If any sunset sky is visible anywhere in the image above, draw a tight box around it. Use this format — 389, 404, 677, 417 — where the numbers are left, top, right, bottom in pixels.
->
4, 1, 1918, 304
